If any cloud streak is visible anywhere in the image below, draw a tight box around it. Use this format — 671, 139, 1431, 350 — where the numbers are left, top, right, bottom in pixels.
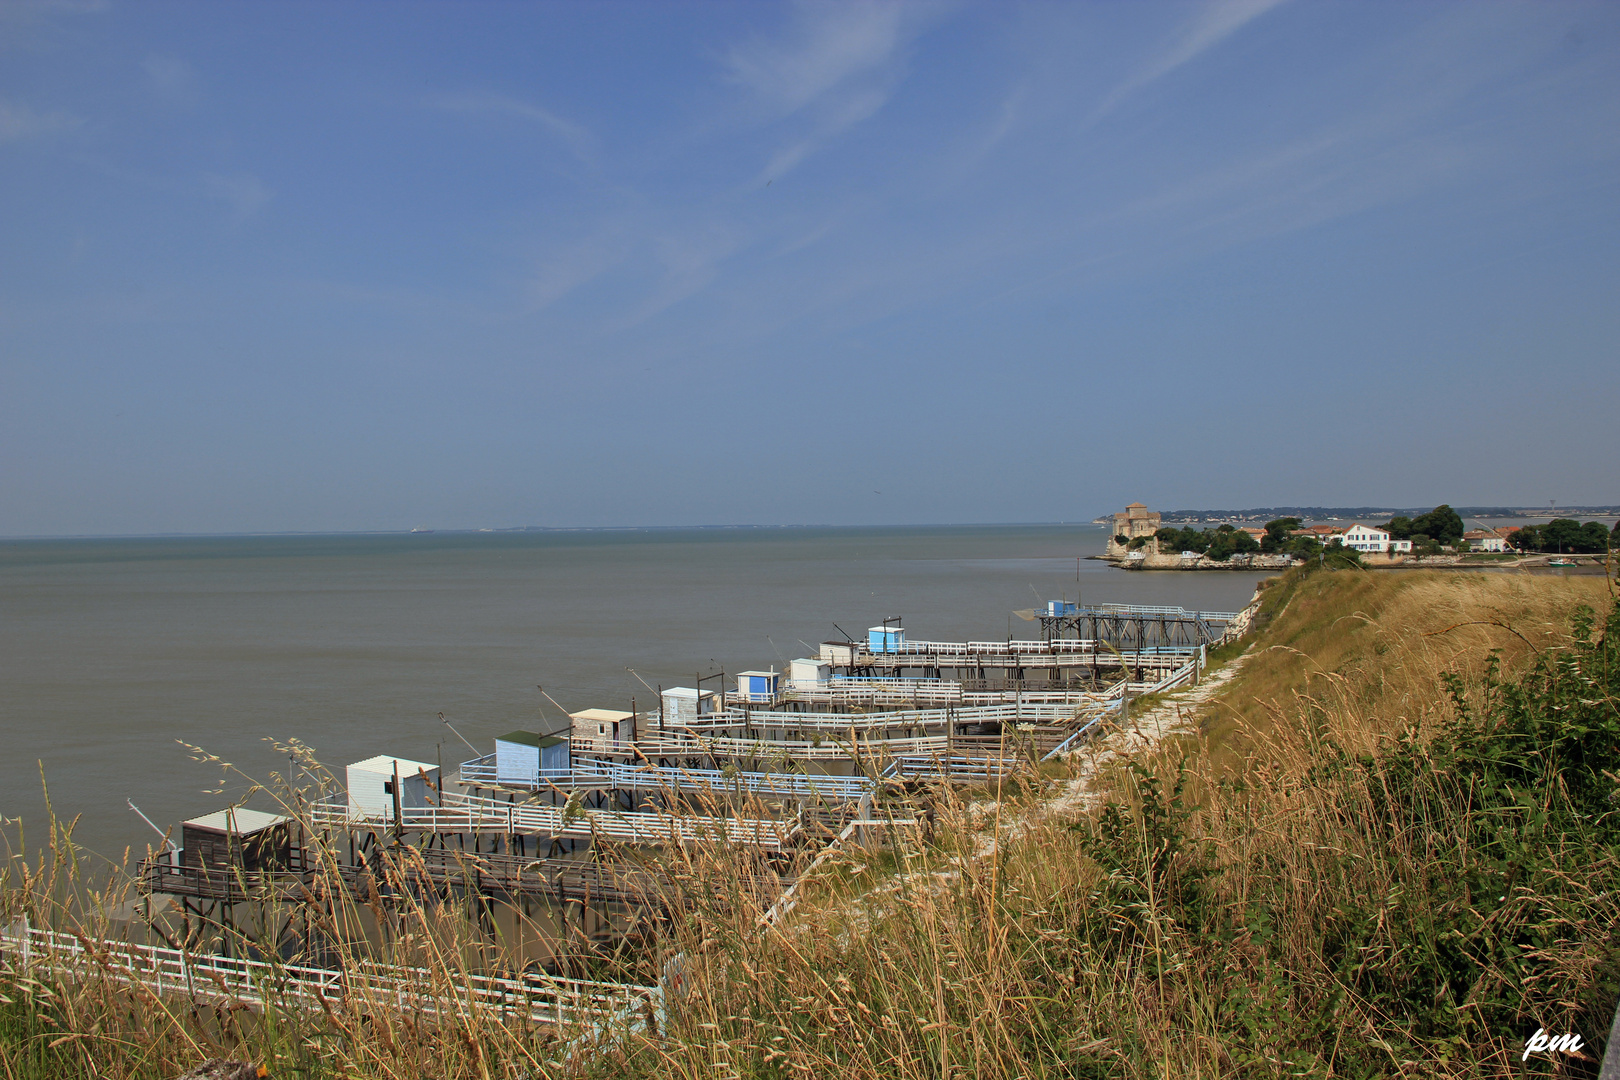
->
526, 229, 630, 311
724, 1, 944, 182
1092, 0, 1291, 121
142, 53, 199, 105
430, 90, 595, 163
0, 98, 81, 142
204, 171, 273, 224
725, 1, 909, 113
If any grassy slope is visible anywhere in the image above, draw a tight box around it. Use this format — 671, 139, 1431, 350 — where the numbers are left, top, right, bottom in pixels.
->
598, 567, 1618, 1080
3, 568, 1615, 1079
1201, 567, 1611, 763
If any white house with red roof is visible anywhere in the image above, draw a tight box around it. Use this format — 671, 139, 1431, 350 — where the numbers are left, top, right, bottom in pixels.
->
1462, 528, 1509, 553
1340, 523, 1412, 553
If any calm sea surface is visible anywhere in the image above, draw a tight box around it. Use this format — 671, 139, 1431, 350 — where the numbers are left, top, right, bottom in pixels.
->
0, 525, 1274, 858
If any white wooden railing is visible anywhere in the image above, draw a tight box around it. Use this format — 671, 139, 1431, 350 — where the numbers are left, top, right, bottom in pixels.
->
458, 755, 873, 801
657, 701, 1110, 733
856, 636, 1210, 658
0, 920, 655, 1030
311, 792, 792, 850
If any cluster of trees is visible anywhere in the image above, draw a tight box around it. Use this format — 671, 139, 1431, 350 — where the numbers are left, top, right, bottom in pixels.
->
1153, 523, 1260, 562
1128, 503, 1614, 564
1259, 517, 1307, 555
1511, 519, 1618, 554
1254, 516, 1363, 567
1145, 517, 1366, 565
1379, 505, 1465, 555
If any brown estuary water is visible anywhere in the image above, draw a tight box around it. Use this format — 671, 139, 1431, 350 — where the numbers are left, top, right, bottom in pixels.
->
0, 525, 1273, 860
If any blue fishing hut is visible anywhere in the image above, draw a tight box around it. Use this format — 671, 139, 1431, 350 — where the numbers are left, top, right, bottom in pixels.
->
734, 670, 781, 702
868, 625, 906, 653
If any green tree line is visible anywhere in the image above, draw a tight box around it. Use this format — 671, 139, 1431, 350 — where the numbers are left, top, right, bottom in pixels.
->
1511, 518, 1618, 554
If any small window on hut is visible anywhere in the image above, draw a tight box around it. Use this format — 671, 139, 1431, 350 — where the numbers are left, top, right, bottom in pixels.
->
383, 781, 394, 794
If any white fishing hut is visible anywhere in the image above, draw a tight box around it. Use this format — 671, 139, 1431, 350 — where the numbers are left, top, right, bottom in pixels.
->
346, 755, 441, 818
495, 730, 570, 784
818, 641, 856, 665
789, 658, 831, 685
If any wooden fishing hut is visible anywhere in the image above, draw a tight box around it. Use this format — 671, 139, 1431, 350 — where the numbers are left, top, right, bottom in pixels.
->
655, 687, 715, 733
569, 708, 637, 757
181, 808, 294, 874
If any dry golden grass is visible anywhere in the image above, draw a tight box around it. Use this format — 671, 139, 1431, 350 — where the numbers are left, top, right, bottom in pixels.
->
1200, 568, 1613, 765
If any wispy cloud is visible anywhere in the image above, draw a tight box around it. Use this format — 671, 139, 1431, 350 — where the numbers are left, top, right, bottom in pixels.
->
757, 84, 889, 183
429, 89, 594, 163
725, 1, 910, 113
0, 0, 107, 27
203, 171, 273, 224
624, 226, 744, 327
142, 53, 198, 104
724, 1, 945, 181
527, 229, 630, 311
1092, 0, 1291, 121
0, 98, 80, 142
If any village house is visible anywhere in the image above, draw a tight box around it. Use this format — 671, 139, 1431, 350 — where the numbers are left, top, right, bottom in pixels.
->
1292, 523, 1412, 554
1462, 528, 1509, 553
1294, 524, 1346, 543
1339, 523, 1412, 554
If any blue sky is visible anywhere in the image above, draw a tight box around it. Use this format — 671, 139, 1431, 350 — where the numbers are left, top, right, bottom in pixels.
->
2, 0, 1616, 534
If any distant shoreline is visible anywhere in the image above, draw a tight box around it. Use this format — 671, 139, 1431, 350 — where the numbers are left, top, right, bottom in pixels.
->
0, 521, 1111, 543
1091, 551, 1613, 573
1092, 505, 1620, 526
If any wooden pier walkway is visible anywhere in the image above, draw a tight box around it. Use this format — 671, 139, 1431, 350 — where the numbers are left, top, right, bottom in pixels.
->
847, 642, 1194, 673
0, 920, 656, 1031
310, 792, 796, 851
664, 700, 1111, 732
1034, 603, 1237, 650
457, 756, 875, 801
770, 678, 1108, 707
137, 848, 760, 908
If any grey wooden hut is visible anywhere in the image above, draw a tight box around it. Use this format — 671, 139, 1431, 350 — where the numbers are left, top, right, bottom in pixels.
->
180, 808, 293, 874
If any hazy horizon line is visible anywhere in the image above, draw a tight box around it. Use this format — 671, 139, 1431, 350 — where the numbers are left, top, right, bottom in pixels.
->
0, 521, 1113, 542
5, 505, 1615, 544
